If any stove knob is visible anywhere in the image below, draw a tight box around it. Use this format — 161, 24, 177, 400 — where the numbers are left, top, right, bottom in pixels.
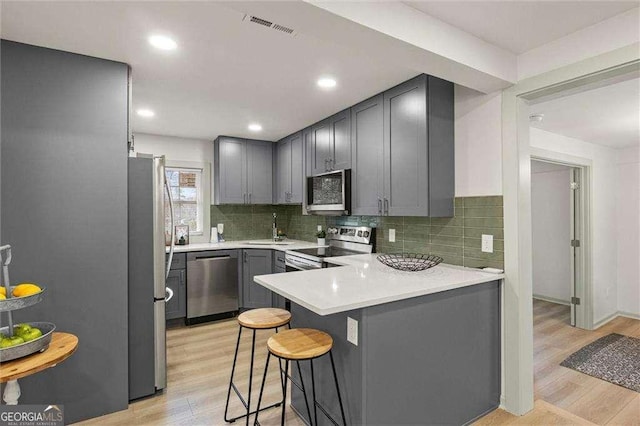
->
364, 231, 370, 238
357, 231, 363, 237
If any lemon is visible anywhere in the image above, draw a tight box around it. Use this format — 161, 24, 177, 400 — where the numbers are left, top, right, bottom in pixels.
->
0, 293, 5, 300
0, 287, 5, 296
12, 283, 42, 297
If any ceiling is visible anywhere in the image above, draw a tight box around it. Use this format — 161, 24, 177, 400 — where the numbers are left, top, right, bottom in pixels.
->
2, 1, 637, 142
530, 77, 640, 149
0, 1, 416, 141
404, 1, 638, 54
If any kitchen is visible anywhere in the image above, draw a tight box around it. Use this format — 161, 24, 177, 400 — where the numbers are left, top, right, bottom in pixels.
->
1, 2, 639, 426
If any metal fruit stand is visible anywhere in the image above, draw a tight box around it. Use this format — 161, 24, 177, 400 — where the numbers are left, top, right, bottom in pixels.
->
0, 245, 56, 404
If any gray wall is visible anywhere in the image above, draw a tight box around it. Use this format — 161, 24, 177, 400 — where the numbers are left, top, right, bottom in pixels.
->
1, 40, 129, 423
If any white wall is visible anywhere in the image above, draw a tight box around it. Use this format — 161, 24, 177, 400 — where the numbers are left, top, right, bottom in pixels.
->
616, 146, 640, 317
530, 128, 619, 323
531, 164, 571, 303
454, 85, 503, 196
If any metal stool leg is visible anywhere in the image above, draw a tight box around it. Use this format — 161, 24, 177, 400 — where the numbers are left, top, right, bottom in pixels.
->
280, 359, 289, 426
296, 360, 313, 425
224, 326, 243, 422
245, 329, 257, 426
253, 352, 271, 426
310, 359, 318, 426
329, 351, 347, 426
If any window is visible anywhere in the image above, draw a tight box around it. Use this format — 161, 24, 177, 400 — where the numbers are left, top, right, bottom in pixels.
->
165, 167, 203, 235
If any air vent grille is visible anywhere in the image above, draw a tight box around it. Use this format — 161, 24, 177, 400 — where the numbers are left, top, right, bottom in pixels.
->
242, 14, 297, 37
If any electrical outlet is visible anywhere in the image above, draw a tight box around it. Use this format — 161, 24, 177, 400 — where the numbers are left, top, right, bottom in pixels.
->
317, 225, 322, 232
347, 317, 358, 346
481, 234, 493, 253
389, 229, 396, 243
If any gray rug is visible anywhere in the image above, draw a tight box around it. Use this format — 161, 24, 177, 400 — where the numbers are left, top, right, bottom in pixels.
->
561, 333, 640, 392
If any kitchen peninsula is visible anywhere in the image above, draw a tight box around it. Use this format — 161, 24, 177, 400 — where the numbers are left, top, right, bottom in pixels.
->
255, 254, 503, 425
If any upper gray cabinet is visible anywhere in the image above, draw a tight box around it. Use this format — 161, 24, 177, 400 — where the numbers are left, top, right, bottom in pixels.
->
351, 94, 384, 216
310, 109, 351, 175
351, 75, 454, 217
275, 132, 304, 204
214, 136, 273, 205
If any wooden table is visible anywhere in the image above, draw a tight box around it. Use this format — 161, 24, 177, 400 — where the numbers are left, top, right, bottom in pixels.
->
0, 332, 78, 404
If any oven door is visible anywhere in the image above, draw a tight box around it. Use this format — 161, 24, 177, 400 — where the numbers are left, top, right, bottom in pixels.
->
285, 254, 323, 271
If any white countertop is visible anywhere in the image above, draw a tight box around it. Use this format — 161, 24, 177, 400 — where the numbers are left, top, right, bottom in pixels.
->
167, 239, 324, 253
255, 253, 504, 316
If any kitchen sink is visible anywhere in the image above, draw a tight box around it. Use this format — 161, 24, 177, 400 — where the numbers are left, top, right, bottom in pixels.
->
246, 241, 294, 246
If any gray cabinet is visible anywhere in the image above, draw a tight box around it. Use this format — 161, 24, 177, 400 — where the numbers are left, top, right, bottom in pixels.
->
214, 136, 272, 204
241, 249, 274, 309
351, 94, 384, 216
310, 109, 351, 175
272, 251, 287, 309
275, 132, 304, 204
166, 253, 187, 320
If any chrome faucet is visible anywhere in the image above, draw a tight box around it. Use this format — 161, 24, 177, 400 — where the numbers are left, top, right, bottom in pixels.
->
272, 212, 278, 241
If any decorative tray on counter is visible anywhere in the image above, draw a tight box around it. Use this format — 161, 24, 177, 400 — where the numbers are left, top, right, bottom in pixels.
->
377, 253, 443, 272
0, 286, 46, 312
0, 322, 56, 362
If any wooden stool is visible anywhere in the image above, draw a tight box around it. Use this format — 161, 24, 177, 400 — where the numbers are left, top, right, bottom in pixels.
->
253, 328, 346, 426
224, 308, 292, 425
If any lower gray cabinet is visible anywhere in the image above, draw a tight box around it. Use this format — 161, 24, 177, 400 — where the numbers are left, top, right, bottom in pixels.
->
241, 249, 274, 309
272, 251, 287, 309
166, 253, 187, 320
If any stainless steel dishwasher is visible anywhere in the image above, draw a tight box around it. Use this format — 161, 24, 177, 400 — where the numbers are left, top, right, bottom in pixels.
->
186, 250, 239, 322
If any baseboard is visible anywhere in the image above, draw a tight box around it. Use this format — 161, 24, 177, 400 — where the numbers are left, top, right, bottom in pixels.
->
533, 294, 571, 306
593, 310, 640, 329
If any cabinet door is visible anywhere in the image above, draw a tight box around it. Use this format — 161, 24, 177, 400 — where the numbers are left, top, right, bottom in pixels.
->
217, 137, 247, 204
384, 75, 429, 216
242, 249, 273, 309
290, 132, 304, 203
351, 95, 384, 216
247, 140, 273, 204
311, 118, 332, 175
165, 269, 186, 320
303, 127, 313, 178
276, 138, 292, 204
330, 109, 351, 171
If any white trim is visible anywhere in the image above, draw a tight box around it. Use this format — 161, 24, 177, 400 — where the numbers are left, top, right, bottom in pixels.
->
618, 311, 640, 321
165, 159, 211, 244
501, 44, 640, 416
533, 295, 571, 306
593, 311, 640, 329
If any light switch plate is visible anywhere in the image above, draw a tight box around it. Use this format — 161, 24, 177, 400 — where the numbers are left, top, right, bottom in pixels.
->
317, 225, 322, 232
481, 234, 494, 253
389, 229, 396, 243
347, 317, 358, 346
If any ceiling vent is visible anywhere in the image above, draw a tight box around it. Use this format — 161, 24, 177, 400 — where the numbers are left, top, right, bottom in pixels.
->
242, 14, 297, 37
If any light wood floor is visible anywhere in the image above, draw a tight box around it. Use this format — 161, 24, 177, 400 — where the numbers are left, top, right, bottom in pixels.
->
76, 300, 640, 425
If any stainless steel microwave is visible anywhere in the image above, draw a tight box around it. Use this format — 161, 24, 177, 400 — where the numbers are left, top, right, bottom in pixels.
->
305, 169, 351, 215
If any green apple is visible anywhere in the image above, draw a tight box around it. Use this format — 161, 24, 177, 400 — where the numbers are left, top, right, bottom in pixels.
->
21, 328, 42, 342
14, 323, 31, 337
0, 336, 24, 348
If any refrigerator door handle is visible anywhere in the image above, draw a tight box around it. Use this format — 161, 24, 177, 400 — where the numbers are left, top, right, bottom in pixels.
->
165, 287, 174, 302
165, 174, 175, 281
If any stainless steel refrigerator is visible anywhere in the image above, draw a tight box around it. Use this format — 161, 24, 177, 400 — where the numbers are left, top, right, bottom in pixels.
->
128, 154, 175, 400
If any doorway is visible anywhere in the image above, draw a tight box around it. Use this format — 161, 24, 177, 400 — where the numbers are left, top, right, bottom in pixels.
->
530, 159, 586, 328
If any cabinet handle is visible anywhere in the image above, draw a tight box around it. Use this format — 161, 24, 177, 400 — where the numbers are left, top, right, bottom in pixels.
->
329, 158, 334, 170
324, 159, 328, 171
384, 198, 389, 215
249, 193, 252, 204
378, 198, 382, 215
243, 251, 247, 263
244, 193, 247, 204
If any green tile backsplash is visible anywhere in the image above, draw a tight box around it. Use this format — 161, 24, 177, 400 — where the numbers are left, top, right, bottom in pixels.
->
211, 195, 504, 269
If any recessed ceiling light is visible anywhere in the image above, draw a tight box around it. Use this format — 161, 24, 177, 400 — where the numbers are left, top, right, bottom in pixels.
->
137, 109, 155, 118
148, 35, 177, 51
248, 123, 263, 132
317, 77, 337, 89
529, 113, 544, 123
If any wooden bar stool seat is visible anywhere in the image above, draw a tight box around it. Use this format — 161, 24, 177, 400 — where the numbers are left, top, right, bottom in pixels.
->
238, 308, 291, 330
267, 328, 332, 360
254, 328, 346, 426
224, 308, 292, 425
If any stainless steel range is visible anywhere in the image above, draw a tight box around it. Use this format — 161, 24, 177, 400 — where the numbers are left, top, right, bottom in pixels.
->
285, 226, 375, 271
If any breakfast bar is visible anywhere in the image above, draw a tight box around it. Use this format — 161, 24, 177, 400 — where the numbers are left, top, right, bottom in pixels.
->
255, 254, 504, 425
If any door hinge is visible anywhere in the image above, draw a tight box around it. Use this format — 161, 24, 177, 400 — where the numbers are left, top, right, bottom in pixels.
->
570, 182, 580, 190
571, 296, 581, 305
570, 239, 581, 248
